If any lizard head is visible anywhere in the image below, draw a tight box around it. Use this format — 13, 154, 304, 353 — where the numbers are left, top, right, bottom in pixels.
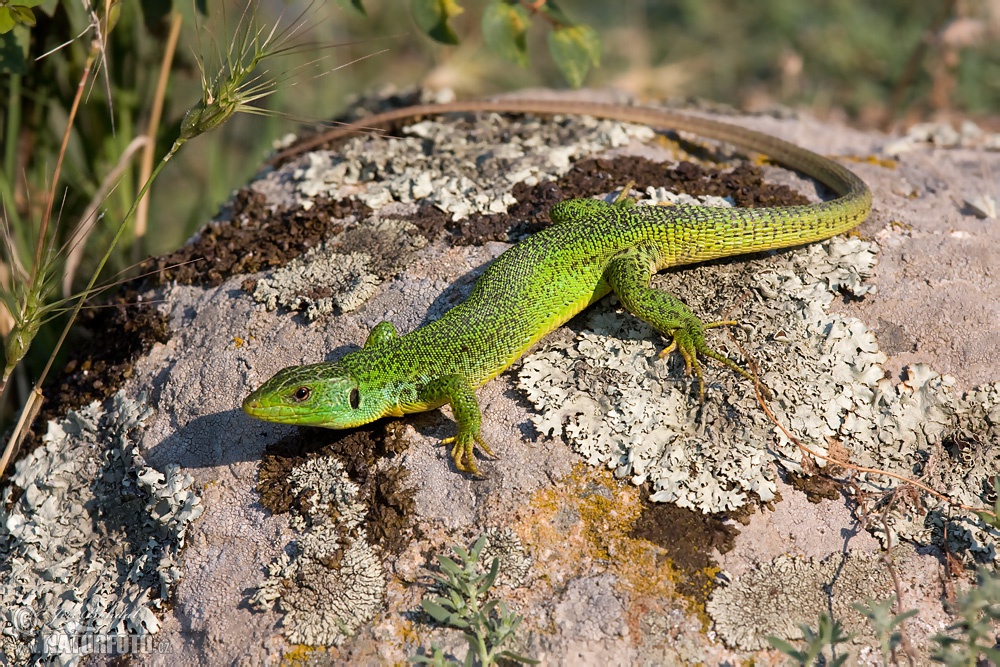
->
242, 361, 389, 429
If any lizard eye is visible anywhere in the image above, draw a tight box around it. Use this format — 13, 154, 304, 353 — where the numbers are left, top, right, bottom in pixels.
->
293, 387, 311, 402
349, 388, 360, 410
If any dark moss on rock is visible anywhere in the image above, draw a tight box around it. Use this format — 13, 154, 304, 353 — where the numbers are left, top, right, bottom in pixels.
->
629, 497, 738, 604
258, 423, 414, 556
39, 290, 170, 427
139, 189, 370, 287
786, 470, 843, 503
408, 155, 815, 248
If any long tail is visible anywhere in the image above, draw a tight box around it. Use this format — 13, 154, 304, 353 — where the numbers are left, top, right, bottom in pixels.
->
271, 99, 872, 248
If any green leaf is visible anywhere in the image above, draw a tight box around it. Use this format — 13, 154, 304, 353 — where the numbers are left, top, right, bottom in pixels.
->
437, 555, 462, 576
411, 0, 463, 45
36, 0, 58, 17
480, 599, 499, 617
10, 5, 35, 26
482, 2, 529, 67
547, 24, 600, 88
478, 557, 500, 595
497, 651, 540, 665
0, 9, 16, 34
421, 599, 454, 623
409, 645, 452, 666
766, 636, 806, 661
470, 535, 487, 562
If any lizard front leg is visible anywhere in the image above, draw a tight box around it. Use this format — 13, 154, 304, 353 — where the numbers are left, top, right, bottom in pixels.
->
364, 321, 399, 347
418, 374, 496, 475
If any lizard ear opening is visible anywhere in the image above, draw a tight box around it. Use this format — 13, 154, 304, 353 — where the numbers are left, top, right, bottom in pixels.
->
349, 387, 360, 409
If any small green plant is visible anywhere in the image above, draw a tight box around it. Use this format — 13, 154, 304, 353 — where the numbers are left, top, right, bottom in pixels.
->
931, 567, 1000, 667
767, 614, 853, 667
853, 597, 917, 667
411, 534, 537, 667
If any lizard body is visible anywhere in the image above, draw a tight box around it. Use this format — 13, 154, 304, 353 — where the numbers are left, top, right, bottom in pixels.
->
243, 99, 872, 474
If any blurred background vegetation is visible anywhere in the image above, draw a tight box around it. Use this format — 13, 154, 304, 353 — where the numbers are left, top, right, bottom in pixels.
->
0, 0, 997, 424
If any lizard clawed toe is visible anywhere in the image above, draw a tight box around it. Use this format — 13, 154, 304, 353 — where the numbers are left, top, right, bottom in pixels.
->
441, 433, 494, 476
658, 319, 754, 400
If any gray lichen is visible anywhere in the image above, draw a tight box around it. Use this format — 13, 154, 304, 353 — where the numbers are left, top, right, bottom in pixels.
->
706, 550, 900, 651
0, 394, 202, 666
252, 217, 428, 320
249, 455, 386, 646
884, 119, 1000, 154
293, 113, 654, 220
845, 370, 1000, 565
480, 527, 532, 590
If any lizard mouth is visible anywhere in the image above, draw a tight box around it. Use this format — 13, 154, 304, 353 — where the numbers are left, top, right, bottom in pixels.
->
241, 395, 285, 421
241, 393, 379, 429
241, 398, 317, 424
242, 395, 263, 414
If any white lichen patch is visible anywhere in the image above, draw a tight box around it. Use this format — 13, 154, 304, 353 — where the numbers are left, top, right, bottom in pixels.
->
639, 185, 735, 208
884, 119, 1000, 154
519, 234, 880, 514
844, 371, 1000, 564
249, 456, 385, 646
0, 395, 202, 666
293, 114, 654, 220
706, 550, 899, 650
252, 217, 428, 320
253, 248, 380, 320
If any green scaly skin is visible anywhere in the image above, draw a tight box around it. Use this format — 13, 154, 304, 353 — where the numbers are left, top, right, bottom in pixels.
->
243, 100, 872, 475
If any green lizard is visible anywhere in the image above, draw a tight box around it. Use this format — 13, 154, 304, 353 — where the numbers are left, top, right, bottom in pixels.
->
243, 99, 872, 475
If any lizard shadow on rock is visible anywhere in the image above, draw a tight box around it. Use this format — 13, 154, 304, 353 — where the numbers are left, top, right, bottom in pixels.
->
148, 408, 300, 470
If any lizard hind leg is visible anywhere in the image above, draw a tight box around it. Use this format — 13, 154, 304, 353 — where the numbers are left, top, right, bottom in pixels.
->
605, 247, 753, 399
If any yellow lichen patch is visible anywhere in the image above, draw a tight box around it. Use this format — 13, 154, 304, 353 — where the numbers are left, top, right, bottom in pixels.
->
843, 154, 898, 169
395, 617, 421, 648
509, 464, 722, 638
652, 134, 685, 153
280, 644, 329, 665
